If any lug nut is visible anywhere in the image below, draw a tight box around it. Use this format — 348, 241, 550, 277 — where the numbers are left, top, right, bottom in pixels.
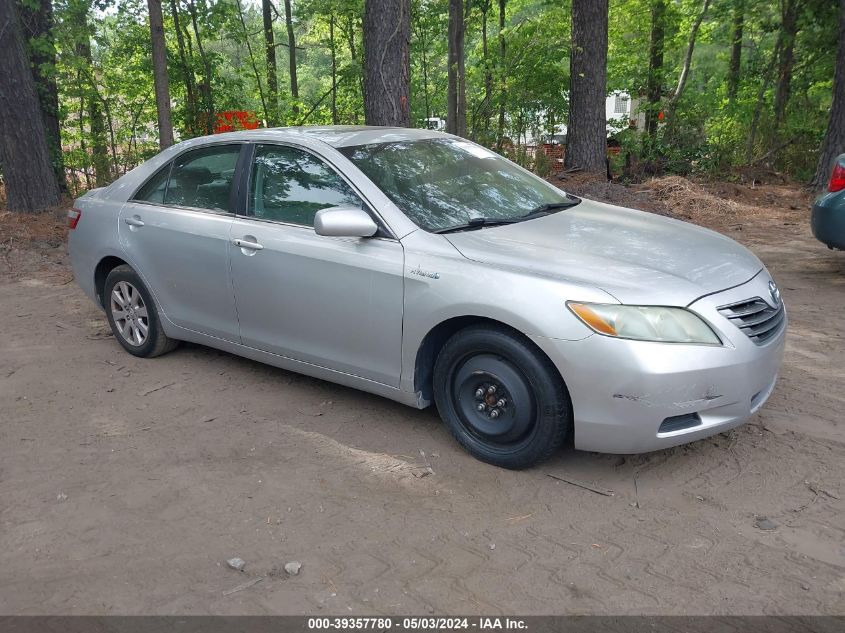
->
496, 399, 506, 408
476, 403, 486, 412
490, 409, 500, 419
475, 388, 485, 399
487, 385, 497, 395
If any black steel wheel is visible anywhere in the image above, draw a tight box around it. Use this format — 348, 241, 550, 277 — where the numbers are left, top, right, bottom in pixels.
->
433, 324, 572, 469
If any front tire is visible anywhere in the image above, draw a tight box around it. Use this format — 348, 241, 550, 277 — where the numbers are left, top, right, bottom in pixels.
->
103, 265, 177, 358
433, 324, 572, 469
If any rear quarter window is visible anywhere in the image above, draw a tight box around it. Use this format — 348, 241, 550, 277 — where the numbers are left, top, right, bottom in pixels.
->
134, 163, 171, 203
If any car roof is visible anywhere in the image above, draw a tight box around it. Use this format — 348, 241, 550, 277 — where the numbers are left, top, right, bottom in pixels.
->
183, 125, 447, 149
298, 125, 447, 147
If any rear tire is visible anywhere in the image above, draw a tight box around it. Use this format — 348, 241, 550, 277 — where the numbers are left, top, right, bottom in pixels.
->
433, 324, 572, 469
103, 265, 177, 358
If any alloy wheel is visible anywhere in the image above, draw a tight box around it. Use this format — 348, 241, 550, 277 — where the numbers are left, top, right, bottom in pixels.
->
110, 280, 149, 346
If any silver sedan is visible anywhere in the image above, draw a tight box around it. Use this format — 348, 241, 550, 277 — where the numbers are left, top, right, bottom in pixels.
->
68, 127, 786, 469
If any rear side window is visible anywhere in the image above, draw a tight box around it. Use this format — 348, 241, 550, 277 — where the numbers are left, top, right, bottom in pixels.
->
134, 145, 241, 212
166, 145, 241, 211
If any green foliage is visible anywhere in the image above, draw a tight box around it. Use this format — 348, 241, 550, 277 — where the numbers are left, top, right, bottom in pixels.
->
36, 0, 842, 189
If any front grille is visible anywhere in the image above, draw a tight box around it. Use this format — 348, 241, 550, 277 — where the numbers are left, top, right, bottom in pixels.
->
717, 297, 785, 345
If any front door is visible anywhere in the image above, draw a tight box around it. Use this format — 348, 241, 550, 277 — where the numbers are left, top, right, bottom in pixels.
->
118, 143, 244, 342
228, 143, 405, 386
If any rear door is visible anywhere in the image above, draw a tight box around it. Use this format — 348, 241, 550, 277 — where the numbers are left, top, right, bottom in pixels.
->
118, 143, 246, 342
228, 143, 405, 386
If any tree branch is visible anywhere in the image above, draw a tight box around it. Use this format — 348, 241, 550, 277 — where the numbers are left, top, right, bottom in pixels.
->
296, 74, 351, 126
669, 0, 711, 109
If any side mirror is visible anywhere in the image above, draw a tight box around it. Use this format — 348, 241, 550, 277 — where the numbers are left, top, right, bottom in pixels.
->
314, 207, 378, 238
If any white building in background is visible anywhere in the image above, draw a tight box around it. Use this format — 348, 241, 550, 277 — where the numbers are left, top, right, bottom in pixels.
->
418, 92, 644, 146
549, 91, 642, 143
506, 91, 643, 146
606, 91, 636, 129
422, 117, 446, 131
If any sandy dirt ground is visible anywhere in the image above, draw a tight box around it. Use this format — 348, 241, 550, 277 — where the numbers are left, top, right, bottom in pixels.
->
0, 179, 843, 615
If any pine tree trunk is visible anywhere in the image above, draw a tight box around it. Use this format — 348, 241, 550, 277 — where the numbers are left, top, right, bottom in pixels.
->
773, 0, 799, 132
235, 0, 269, 126
415, 19, 431, 120
88, 95, 110, 185
458, 0, 467, 137
747, 35, 781, 162
362, 0, 411, 126
284, 0, 299, 119
147, 0, 174, 148
186, 0, 214, 134
645, 0, 665, 138
329, 13, 338, 124
343, 14, 362, 123
812, 0, 845, 191
727, 0, 744, 102
495, 0, 507, 150
76, 93, 92, 190
665, 0, 711, 140
262, 0, 279, 126
0, 0, 61, 212
16, 0, 64, 190
100, 92, 120, 177
668, 0, 710, 111
345, 14, 361, 123
73, 30, 110, 184
481, 2, 492, 132
446, 0, 467, 136
564, 0, 608, 173
169, 0, 197, 134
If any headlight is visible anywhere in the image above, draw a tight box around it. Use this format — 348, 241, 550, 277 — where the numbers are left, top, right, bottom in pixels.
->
567, 302, 721, 345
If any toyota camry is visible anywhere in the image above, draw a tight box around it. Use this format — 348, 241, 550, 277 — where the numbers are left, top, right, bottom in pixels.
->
68, 126, 786, 469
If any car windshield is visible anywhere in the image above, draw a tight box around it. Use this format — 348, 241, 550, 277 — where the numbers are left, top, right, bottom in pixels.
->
339, 138, 576, 232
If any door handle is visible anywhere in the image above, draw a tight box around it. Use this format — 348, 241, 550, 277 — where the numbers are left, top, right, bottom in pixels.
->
124, 216, 145, 227
233, 238, 264, 251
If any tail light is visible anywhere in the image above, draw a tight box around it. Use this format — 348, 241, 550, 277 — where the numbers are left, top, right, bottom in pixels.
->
829, 162, 845, 193
68, 208, 82, 230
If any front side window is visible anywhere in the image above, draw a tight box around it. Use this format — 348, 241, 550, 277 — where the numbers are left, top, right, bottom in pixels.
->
163, 145, 241, 212
340, 138, 573, 232
249, 145, 362, 226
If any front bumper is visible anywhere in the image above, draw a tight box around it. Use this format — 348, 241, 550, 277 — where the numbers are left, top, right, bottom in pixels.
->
531, 271, 786, 454
811, 190, 845, 250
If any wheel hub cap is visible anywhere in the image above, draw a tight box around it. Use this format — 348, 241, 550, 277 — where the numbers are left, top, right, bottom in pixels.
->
453, 354, 535, 444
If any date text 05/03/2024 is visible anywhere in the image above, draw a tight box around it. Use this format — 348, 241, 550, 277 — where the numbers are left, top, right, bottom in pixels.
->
307, 617, 528, 630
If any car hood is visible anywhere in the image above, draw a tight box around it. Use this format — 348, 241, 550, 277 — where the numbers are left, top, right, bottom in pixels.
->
444, 198, 763, 306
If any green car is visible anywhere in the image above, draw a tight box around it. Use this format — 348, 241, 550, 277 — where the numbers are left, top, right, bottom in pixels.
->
812, 153, 845, 250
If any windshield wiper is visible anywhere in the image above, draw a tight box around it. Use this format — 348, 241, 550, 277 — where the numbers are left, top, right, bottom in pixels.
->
522, 199, 581, 217
432, 217, 519, 234
433, 197, 582, 234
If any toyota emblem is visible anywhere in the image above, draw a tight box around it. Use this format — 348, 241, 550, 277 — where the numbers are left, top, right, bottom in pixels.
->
768, 280, 781, 306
